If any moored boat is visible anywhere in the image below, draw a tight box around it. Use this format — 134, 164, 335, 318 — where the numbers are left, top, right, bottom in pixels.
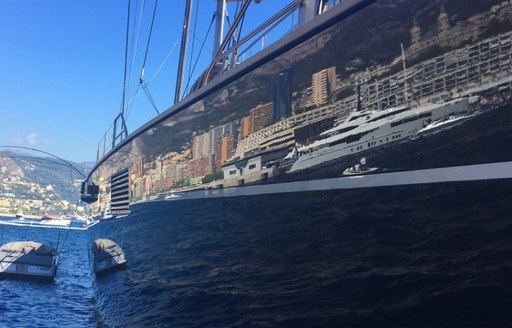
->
0, 241, 59, 281
40, 216, 71, 227
91, 239, 127, 274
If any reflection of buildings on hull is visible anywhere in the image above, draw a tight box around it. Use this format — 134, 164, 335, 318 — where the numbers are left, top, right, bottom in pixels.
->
311, 67, 339, 106
84, 1, 512, 214
408, 1, 512, 60
344, 30, 512, 113
287, 97, 474, 173
234, 30, 512, 169
130, 26, 512, 197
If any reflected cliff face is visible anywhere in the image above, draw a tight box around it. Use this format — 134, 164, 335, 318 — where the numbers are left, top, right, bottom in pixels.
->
90, 0, 512, 214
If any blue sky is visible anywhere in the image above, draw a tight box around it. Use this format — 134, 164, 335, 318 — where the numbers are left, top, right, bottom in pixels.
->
0, 1, 289, 163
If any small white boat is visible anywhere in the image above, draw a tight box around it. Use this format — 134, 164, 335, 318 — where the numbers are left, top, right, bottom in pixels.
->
15, 211, 25, 221
343, 166, 379, 176
0, 241, 59, 281
102, 206, 115, 220
40, 217, 71, 227
92, 239, 127, 275
413, 114, 474, 138
103, 213, 115, 220
165, 193, 181, 200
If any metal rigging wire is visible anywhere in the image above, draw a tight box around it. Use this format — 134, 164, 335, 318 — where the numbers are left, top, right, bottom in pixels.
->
121, 0, 132, 118
0, 155, 76, 169
141, 0, 159, 75
229, 1, 245, 67
126, 38, 180, 121
183, 13, 216, 97
0, 146, 85, 253
125, 0, 147, 120
126, 0, 146, 118
141, 83, 160, 114
137, 0, 161, 115
188, 0, 201, 80
0, 146, 86, 178
147, 38, 180, 85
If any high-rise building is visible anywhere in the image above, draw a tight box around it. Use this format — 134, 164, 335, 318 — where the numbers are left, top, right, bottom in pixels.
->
251, 103, 274, 133
133, 157, 145, 178
175, 161, 191, 182
220, 135, 235, 165
410, 17, 422, 47
213, 138, 223, 172
189, 156, 213, 178
273, 70, 292, 121
209, 122, 237, 154
311, 67, 337, 106
192, 132, 211, 159
438, 4, 449, 38
240, 116, 252, 138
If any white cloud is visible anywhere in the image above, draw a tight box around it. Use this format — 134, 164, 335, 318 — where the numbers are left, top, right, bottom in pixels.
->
25, 133, 39, 146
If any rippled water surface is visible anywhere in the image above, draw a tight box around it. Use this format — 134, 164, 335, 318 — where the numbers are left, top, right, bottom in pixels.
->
1, 180, 512, 327
0, 227, 97, 327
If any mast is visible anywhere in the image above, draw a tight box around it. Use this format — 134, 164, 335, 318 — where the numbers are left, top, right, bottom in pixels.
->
356, 82, 362, 112
174, 0, 193, 104
213, 0, 227, 59
401, 42, 409, 105
299, 0, 321, 26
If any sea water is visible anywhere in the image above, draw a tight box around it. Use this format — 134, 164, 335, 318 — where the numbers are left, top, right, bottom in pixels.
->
1, 180, 511, 328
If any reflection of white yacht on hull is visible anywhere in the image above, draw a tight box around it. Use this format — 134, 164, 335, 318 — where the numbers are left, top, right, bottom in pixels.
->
287, 97, 476, 173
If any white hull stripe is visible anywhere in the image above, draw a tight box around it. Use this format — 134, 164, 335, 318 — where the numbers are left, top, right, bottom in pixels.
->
143, 161, 512, 202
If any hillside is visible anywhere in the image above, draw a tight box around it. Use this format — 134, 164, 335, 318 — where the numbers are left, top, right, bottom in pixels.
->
0, 150, 92, 216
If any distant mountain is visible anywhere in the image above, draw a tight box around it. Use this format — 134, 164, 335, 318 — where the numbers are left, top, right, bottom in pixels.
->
0, 150, 90, 204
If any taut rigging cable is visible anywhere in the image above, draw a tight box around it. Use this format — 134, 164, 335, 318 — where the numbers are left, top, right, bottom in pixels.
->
126, 0, 146, 116
121, 0, 132, 118
138, 0, 161, 115
0, 146, 86, 179
183, 13, 216, 96
188, 0, 201, 84
141, 0, 159, 75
